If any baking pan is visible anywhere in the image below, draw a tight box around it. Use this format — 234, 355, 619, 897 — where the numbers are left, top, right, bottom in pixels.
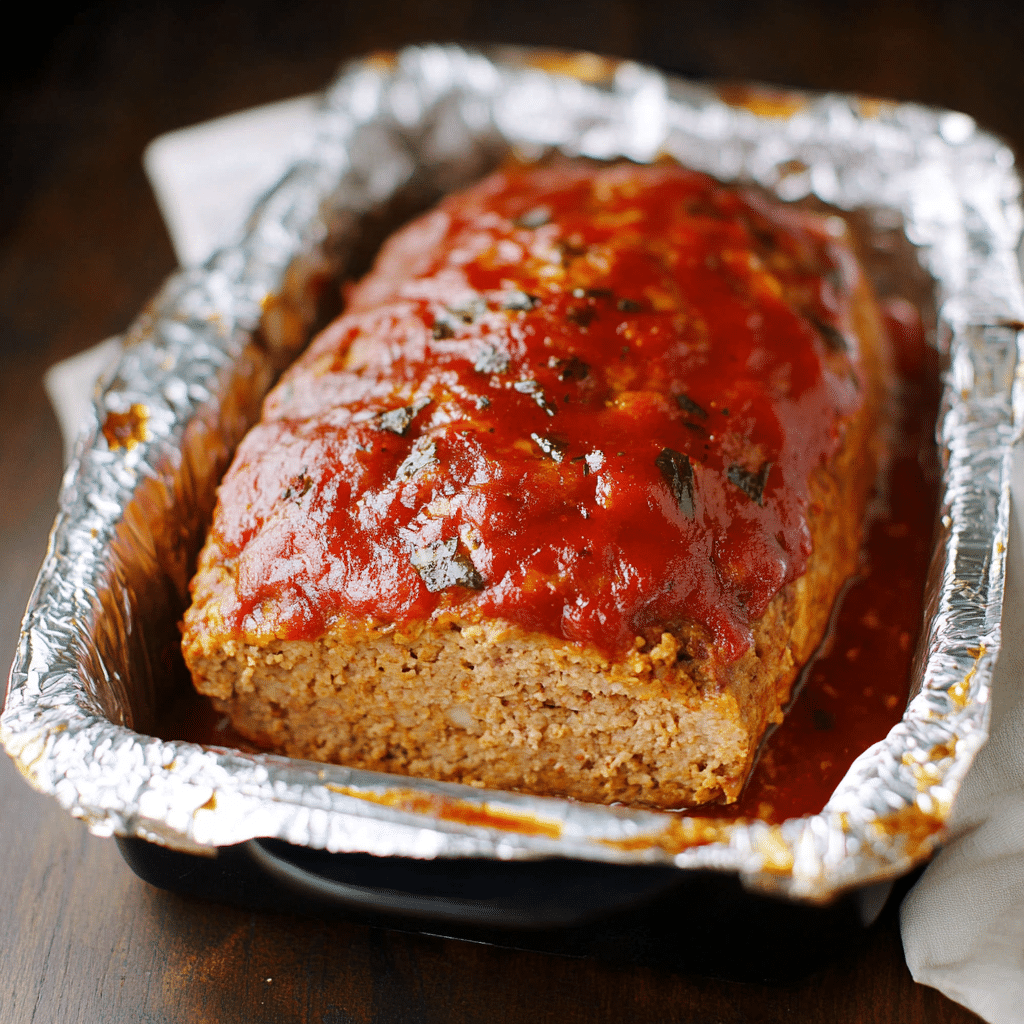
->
116, 835, 895, 981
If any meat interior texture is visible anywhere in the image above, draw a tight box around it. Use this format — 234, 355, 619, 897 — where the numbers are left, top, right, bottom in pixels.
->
182, 160, 892, 808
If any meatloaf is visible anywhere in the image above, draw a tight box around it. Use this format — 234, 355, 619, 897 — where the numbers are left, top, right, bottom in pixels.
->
181, 160, 891, 808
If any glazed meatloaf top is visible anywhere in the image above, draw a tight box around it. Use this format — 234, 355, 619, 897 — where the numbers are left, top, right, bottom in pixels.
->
189, 160, 873, 671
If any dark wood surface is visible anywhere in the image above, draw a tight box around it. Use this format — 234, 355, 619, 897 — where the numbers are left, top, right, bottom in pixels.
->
3, 3, 1016, 1020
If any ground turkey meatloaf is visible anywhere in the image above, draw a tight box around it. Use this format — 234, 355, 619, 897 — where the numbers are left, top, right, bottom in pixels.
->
181, 160, 892, 808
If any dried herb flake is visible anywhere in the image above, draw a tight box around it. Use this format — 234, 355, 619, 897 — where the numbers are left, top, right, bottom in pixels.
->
514, 379, 557, 416
556, 355, 590, 381
531, 433, 569, 462
727, 462, 771, 506
572, 450, 605, 476
566, 306, 596, 328
374, 399, 430, 437
411, 539, 486, 592
655, 448, 696, 519
557, 238, 588, 263
396, 439, 437, 481
374, 406, 414, 436
502, 291, 539, 311
448, 296, 487, 324
281, 469, 313, 502
474, 346, 510, 374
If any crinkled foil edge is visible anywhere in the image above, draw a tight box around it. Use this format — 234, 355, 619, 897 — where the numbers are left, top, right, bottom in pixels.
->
4, 45, 1023, 902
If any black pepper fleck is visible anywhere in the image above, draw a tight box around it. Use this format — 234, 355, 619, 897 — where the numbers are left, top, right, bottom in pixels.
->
411, 539, 486, 592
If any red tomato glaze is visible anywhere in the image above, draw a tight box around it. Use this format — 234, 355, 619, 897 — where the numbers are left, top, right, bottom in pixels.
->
210, 162, 869, 661
707, 299, 940, 822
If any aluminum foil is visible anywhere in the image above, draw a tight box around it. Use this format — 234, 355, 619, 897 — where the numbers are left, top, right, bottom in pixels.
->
4, 45, 1022, 902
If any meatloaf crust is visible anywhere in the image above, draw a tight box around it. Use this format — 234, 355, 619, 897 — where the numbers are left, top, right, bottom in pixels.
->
182, 160, 891, 808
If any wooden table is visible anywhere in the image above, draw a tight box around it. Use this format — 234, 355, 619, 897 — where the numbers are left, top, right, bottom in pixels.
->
4, 3, 1015, 1020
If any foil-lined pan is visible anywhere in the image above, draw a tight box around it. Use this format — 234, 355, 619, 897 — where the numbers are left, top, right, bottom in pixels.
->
4, 45, 1022, 903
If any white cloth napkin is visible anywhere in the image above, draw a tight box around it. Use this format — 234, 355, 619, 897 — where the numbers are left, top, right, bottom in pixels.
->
143, 94, 320, 268
43, 94, 1024, 1024
900, 442, 1024, 1024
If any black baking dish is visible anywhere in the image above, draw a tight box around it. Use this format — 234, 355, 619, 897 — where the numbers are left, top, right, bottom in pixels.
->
117, 835, 895, 982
